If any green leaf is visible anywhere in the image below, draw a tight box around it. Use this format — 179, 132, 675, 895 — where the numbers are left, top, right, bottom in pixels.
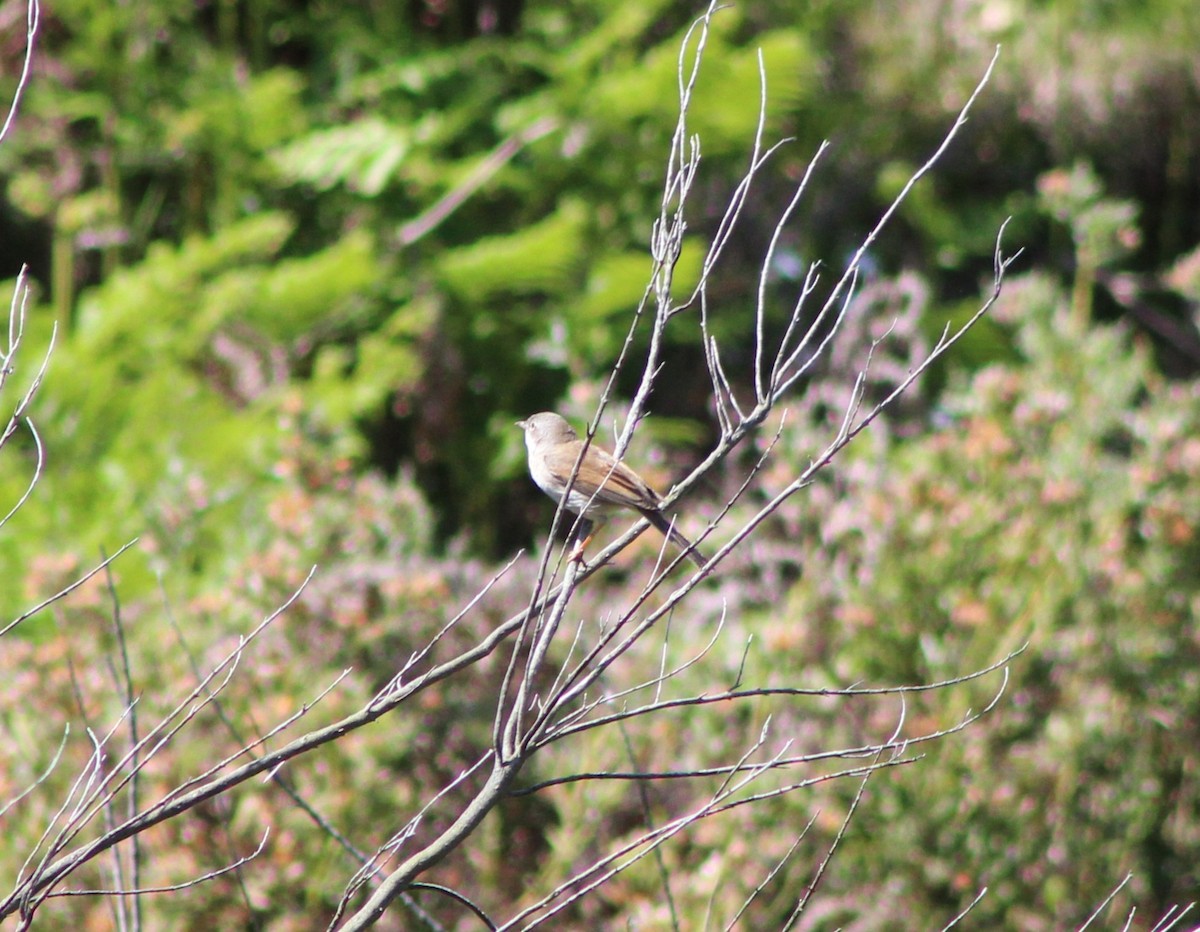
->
272, 119, 411, 196
435, 201, 588, 302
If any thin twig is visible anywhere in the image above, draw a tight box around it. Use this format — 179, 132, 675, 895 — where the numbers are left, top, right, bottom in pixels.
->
0, 0, 38, 145
941, 887, 990, 930
1079, 873, 1133, 931
50, 830, 270, 898
2, 540, 140, 639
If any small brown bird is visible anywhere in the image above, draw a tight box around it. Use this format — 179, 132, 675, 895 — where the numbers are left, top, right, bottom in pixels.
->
517, 412, 707, 569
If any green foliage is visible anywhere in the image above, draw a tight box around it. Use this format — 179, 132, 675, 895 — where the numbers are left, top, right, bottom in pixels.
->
435, 200, 589, 301
272, 118, 412, 196
1037, 162, 1141, 269
4, 0, 1195, 569
584, 26, 817, 152
0, 211, 390, 610
308, 300, 432, 429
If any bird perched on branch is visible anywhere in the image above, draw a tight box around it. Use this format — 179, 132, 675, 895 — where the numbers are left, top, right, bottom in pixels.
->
517, 411, 707, 569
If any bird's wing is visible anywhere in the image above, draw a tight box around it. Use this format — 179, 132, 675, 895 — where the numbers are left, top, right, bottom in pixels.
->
589, 449, 661, 510
548, 441, 661, 510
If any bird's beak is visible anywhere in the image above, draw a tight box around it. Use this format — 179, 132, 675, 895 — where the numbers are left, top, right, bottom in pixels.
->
515, 419, 526, 430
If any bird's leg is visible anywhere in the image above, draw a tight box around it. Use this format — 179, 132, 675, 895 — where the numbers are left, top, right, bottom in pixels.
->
568, 517, 596, 566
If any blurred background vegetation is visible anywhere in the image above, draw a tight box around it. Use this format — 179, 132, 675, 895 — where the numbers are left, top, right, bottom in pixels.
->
1, 0, 1198, 927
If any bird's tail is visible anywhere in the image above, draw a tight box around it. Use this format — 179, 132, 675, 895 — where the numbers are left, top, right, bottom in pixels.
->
642, 509, 708, 570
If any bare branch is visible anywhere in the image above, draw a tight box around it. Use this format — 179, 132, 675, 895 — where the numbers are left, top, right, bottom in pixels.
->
1, 268, 57, 449
50, 830, 270, 898
405, 884, 497, 932
0, 418, 43, 531
157, 574, 372, 868
102, 552, 142, 931
2, 540, 139, 639
1, 726, 69, 820
0, 0, 38, 146
724, 819, 815, 931
516, 660, 1014, 799
1079, 873, 1133, 931
786, 703, 908, 927
941, 887, 990, 930
1150, 902, 1196, 932
1, 570, 318, 919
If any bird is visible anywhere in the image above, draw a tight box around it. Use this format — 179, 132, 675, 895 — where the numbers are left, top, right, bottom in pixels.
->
517, 411, 707, 569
